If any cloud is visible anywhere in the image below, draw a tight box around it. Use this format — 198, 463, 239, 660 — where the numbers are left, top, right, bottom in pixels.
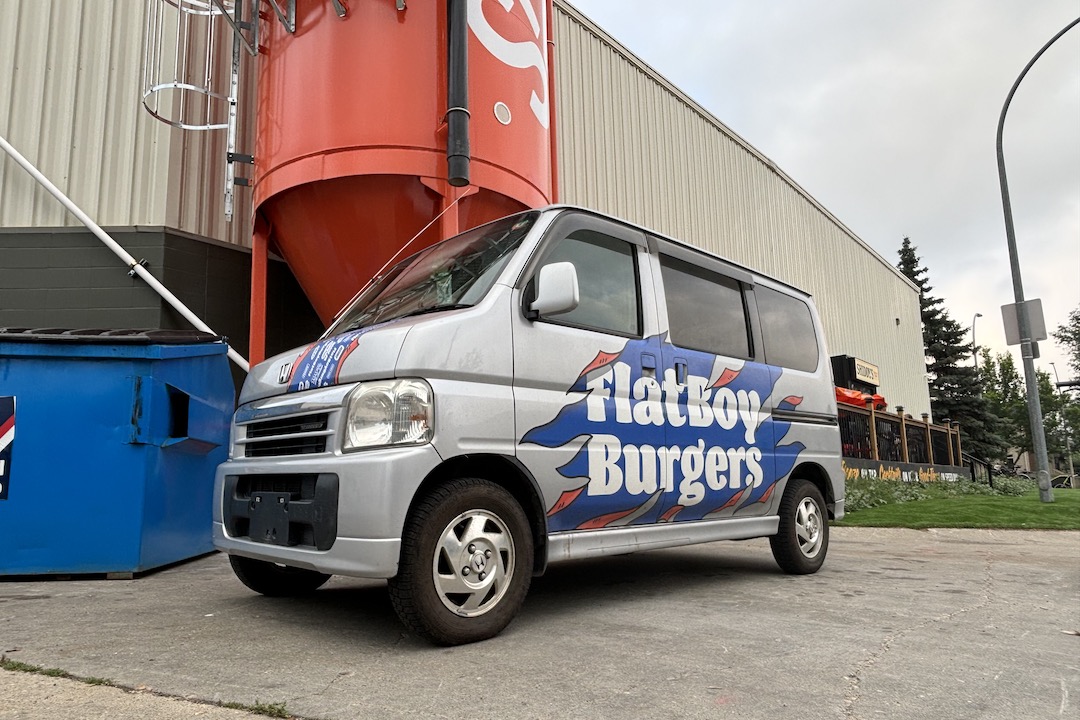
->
567, 0, 1080, 374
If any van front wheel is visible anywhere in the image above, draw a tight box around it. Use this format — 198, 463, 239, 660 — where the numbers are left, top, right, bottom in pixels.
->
769, 479, 829, 574
388, 478, 533, 645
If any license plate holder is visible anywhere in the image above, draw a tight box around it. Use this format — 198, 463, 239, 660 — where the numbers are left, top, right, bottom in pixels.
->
248, 491, 292, 546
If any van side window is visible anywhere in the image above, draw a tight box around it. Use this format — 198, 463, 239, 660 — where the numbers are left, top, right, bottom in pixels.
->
756, 285, 819, 372
538, 230, 641, 336
659, 254, 750, 358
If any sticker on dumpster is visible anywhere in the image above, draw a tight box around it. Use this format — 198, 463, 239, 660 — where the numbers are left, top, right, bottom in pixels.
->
0, 396, 14, 500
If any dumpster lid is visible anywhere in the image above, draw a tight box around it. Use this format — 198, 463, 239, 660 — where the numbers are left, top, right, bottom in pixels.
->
0, 328, 225, 345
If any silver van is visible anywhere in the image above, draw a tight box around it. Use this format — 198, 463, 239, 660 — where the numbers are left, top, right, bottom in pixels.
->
214, 206, 845, 645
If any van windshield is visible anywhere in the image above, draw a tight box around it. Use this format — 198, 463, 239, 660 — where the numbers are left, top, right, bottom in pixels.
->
326, 212, 538, 336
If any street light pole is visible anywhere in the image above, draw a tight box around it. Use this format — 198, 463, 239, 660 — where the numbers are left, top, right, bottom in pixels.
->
996, 15, 1079, 503
972, 312, 983, 372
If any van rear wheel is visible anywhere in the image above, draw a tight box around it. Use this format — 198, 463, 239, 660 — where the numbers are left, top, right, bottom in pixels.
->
388, 478, 533, 645
229, 555, 332, 596
769, 479, 829, 574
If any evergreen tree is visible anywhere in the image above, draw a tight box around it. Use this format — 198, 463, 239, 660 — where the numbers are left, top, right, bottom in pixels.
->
897, 238, 1005, 460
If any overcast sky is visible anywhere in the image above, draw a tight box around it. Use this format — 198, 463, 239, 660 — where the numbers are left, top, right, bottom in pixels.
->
567, 0, 1080, 382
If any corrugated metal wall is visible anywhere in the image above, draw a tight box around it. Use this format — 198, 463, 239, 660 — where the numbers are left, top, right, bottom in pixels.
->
553, 1, 930, 415
0, 0, 253, 245
0, 0, 930, 415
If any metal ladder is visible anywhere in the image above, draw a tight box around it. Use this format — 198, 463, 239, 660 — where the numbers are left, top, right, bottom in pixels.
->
141, 1, 384, 222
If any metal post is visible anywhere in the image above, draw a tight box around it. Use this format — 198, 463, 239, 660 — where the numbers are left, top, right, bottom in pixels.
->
1051, 363, 1078, 488
953, 421, 963, 464
897, 406, 909, 463
995, 16, 1079, 502
867, 397, 879, 461
972, 312, 983, 371
923, 413, 934, 465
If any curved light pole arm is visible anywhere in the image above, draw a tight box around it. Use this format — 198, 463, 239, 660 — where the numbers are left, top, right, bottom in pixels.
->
995, 16, 1080, 503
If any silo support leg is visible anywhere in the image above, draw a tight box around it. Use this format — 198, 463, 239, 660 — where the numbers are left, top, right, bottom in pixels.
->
421, 177, 477, 241
250, 217, 270, 365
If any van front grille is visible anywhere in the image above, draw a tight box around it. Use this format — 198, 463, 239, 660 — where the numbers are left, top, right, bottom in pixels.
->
239, 411, 334, 458
245, 436, 326, 457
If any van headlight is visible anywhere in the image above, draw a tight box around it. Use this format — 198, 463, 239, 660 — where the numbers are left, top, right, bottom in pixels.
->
343, 379, 433, 451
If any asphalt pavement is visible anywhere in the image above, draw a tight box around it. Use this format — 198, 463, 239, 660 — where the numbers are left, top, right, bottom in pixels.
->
1, 527, 1078, 720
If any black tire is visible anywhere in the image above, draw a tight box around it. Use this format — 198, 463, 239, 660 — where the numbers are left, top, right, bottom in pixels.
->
769, 478, 829, 575
388, 478, 533, 645
229, 555, 332, 597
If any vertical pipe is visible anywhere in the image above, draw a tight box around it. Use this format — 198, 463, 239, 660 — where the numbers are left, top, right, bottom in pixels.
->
446, 0, 470, 186
545, 0, 559, 202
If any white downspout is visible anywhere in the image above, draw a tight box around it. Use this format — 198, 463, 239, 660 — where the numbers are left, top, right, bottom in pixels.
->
0, 133, 249, 372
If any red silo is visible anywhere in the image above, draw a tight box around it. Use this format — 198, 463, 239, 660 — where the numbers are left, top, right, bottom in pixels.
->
249, 0, 556, 360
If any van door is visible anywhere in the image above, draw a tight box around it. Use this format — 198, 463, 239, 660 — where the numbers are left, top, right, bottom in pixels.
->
650, 243, 780, 522
513, 213, 666, 533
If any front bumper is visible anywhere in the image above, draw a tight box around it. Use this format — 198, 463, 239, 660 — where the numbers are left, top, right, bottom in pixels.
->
213, 444, 443, 579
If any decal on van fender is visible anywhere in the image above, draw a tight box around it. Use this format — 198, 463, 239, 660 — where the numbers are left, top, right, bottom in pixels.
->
286, 326, 380, 393
522, 336, 806, 532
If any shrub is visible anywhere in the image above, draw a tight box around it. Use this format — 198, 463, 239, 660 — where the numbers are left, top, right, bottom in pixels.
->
843, 473, 1037, 512
844, 476, 930, 513
989, 474, 1039, 496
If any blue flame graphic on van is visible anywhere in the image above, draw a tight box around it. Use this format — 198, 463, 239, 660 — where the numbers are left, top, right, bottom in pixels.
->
523, 336, 806, 532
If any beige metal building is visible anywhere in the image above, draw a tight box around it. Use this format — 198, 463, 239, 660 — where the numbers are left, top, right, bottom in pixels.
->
0, 0, 931, 415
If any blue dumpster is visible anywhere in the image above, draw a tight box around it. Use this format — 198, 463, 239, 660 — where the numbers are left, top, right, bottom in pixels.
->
0, 329, 235, 575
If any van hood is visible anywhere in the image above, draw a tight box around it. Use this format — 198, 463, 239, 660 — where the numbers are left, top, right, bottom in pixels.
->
239, 322, 412, 406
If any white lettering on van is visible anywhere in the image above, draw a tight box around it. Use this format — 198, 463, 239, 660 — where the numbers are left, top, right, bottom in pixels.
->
575, 361, 769, 506
580, 362, 763, 439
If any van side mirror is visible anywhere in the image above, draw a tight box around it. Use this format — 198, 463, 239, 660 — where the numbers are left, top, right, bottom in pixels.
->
529, 262, 579, 318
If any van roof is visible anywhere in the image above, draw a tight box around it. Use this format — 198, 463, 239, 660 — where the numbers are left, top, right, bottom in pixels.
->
537, 204, 814, 299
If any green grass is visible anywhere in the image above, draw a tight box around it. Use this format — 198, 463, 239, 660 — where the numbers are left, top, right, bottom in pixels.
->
0, 658, 72, 678
837, 487, 1080, 530
222, 701, 292, 718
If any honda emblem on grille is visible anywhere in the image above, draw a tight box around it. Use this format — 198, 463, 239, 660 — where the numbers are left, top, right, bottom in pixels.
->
278, 362, 293, 385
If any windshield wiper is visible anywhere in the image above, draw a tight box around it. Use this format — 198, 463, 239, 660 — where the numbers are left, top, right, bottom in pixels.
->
396, 303, 472, 320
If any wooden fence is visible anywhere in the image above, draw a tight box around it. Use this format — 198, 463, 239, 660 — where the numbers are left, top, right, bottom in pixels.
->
838, 400, 963, 466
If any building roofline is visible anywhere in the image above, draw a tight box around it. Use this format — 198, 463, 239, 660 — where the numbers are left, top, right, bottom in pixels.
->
555, 0, 919, 293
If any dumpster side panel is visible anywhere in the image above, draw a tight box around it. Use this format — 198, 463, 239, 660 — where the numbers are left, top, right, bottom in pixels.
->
0, 354, 145, 573
137, 352, 233, 570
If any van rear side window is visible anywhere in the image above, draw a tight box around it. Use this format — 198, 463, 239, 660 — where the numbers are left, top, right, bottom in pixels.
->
756, 285, 819, 372
659, 254, 751, 358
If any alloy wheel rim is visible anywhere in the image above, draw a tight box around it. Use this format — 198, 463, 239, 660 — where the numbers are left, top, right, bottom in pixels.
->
795, 497, 823, 558
432, 509, 515, 617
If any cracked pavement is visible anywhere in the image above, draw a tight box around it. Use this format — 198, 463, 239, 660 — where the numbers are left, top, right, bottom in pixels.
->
1, 527, 1077, 719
